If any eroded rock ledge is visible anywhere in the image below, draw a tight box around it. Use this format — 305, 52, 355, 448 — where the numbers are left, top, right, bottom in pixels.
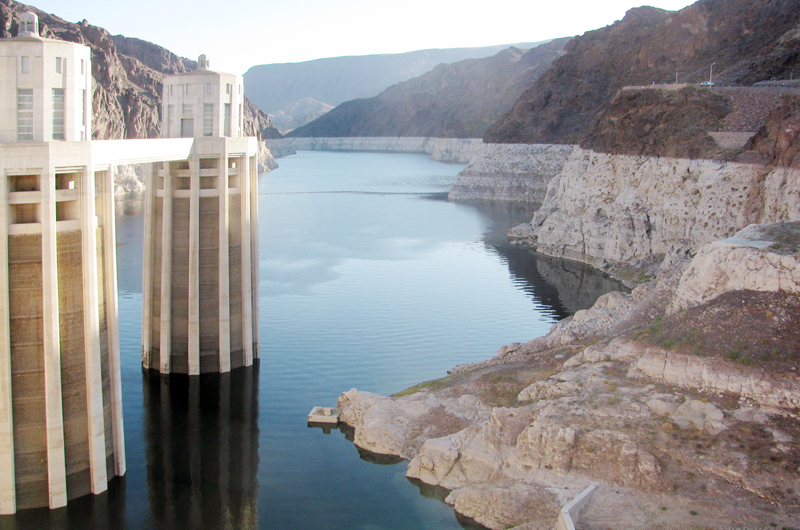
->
336, 224, 800, 530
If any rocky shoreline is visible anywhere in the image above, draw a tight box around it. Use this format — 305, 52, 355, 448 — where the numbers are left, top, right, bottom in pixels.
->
336, 222, 800, 529
330, 137, 800, 528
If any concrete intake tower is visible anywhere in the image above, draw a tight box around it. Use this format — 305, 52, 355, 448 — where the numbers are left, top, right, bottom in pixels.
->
140, 55, 260, 375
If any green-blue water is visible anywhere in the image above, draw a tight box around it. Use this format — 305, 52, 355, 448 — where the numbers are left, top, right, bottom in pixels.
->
3, 150, 625, 529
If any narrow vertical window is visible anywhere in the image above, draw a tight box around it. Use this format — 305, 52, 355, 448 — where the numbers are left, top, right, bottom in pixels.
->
80, 59, 85, 75
20, 56, 29, 74
169, 85, 173, 96
81, 89, 86, 126
224, 103, 231, 137
203, 103, 213, 136
185, 84, 190, 95
52, 88, 64, 140
239, 104, 243, 135
166, 104, 173, 136
17, 89, 33, 141
55, 57, 62, 73
226, 84, 230, 95
206, 83, 211, 94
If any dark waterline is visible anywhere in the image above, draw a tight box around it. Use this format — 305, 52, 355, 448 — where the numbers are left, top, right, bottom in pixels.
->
1, 151, 626, 529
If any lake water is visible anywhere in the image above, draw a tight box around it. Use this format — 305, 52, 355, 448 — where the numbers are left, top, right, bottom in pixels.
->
3, 150, 625, 529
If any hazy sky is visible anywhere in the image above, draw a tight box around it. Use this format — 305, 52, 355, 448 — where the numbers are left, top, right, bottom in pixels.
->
30, 0, 697, 75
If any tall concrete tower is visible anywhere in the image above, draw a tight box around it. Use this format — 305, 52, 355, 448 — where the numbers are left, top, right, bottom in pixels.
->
141, 55, 259, 374
0, 12, 125, 513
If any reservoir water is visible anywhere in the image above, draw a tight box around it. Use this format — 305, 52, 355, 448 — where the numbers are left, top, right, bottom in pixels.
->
4, 150, 625, 529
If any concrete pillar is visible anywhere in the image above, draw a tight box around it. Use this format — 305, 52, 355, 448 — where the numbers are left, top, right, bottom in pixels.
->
218, 149, 231, 373
0, 173, 16, 514
41, 166, 67, 509
239, 156, 253, 366
99, 165, 125, 477
187, 155, 200, 375
159, 166, 174, 373
79, 166, 108, 493
249, 156, 259, 358
141, 163, 155, 369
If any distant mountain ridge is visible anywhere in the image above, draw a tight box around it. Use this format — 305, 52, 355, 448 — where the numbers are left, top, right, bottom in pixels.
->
243, 42, 546, 132
287, 39, 570, 139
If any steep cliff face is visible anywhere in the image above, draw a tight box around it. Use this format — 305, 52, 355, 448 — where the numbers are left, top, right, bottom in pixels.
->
288, 39, 569, 139
0, 0, 280, 142
485, 0, 800, 145
528, 147, 800, 271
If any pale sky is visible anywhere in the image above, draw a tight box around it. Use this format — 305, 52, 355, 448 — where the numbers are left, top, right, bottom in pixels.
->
30, 0, 697, 75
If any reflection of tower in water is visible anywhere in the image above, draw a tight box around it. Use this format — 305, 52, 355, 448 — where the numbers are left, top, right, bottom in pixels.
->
143, 363, 260, 529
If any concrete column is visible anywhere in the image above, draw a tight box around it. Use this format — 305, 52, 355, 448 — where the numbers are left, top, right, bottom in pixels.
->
0, 172, 16, 514
41, 166, 67, 509
141, 163, 155, 369
218, 148, 230, 373
159, 165, 174, 373
79, 166, 108, 493
100, 166, 125, 477
187, 154, 200, 375
249, 155, 259, 358
239, 156, 253, 367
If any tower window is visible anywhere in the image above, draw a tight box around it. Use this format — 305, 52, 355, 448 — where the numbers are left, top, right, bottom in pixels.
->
55, 57, 62, 73
224, 103, 231, 137
206, 83, 211, 94
17, 89, 33, 141
52, 88, 64, 140
226, 84, 230, 95
21, 56, 29, 74
81, 59, 85, 75
203, 103, 213, 136
185, 84, 190, 95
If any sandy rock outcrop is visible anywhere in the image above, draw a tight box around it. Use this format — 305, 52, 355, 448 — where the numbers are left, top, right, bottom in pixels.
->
447, 144, 574, 202
672, 222, 800, 310
337, 388, 491, 460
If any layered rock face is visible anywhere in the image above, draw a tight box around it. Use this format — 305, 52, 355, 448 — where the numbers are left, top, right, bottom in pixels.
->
448, 144, 573, 202
266, 137, 485, 163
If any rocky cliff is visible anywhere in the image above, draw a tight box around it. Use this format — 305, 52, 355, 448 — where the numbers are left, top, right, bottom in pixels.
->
485, 0, 800, 145
0, 0, 281, 150
288, 39, 569, 139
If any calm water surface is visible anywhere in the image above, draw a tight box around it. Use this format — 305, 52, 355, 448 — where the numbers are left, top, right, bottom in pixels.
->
3, 151, 625, 529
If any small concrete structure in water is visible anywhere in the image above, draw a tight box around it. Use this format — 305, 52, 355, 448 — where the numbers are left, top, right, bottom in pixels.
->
308, 406, 340, 424
0, 12, 258, 513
